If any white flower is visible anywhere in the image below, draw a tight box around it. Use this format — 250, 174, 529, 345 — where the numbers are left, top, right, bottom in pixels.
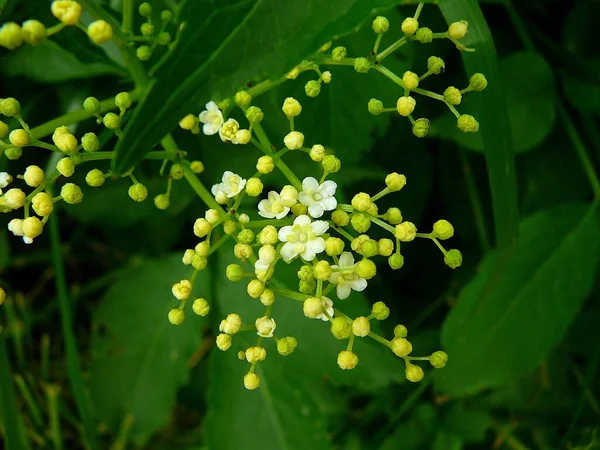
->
317, 296, 334, 321
198, 101, 223, 135
211, 171, 246, 202
255, 316, 276, 338
329, 252, 368, 299
255, 245, 276, 272
0, 172, 12, 194
278, 215, 328, 262
258, 191, 290, 219
298, 177, 337, 218
218, 118, 240, 143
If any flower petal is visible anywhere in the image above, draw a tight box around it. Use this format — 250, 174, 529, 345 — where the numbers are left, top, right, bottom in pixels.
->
339, 251, 354, 267
310, 220, 329, 236
275, 206, 290, 219
277, 225, 293, 242
302, 177, 319, 191
337, 284, 351, 300
306, 237, 325, 255
321, 196, 337, 211
206, 101, 218, 111
308, 203, 324, 218
349, 278, 367, 292
294, 215, 311, 226
280, 242, 297, 262
203, 122, 219, 135
320, 180, 337, 197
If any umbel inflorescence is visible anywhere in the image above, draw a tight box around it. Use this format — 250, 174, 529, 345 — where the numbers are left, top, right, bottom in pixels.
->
0, 1, 486, 390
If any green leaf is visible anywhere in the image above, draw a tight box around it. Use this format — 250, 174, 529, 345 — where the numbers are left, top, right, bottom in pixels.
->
0, 40, 126, 83
89, 255, 205, 445
113, 0, 436, 172
442, 405, 493, 443
439, 1, 519, 248
435, 52, 557, 153
436, 202, 600, 395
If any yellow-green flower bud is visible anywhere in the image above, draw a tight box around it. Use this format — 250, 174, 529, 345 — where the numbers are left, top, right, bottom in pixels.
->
427, 56, 445, 74
305, 80, 321, 98
325, 237, 344, 256
216, 333, 232, 351
401, 17, 419, 36
321, 71, 332, 84
277, 336, 298, 356
0, 23, 23, 50
179, 114, 198, 132
22, 217, 43, 239
256, 155, 274, 174
372, 302, 390, 320
331, 210, 349, 227
297, 266, 313, 281
81, 132, 99, 152
457, 114, 479, 133
416, 27, 433, 43
128, 183, 148, 202
260, 289, 275, 306
388, 253, 404, 270
115, 92, 132, 110
233, 242, 253, 260
0, 120, 8, 138
303, 297, 323, 319
394, 324, 408, 338
354, 57, 370, 73
444, 249, 462, 269
433, 219, 454, 240
192, 254, 207, 271
359, 239, 378, 258
352, 316, 370, 337
332, 46, 347, 62
402, 71, 419, 90
192, 298, 210, 316
193, 218, 211, 238
219, 313, 242, 335
430, 350, 448, 368
85, 169, 105, 187
448, 20, 468, 40
226, 264, 245, 282
299, 280, 315, 295
412, 118, 430, 138
337, 350, 358, 370
244, 372, 260, 390
351, 192, 372, 212
9, 129, 30, 148
88, 20, 113, 45
396, 96, 415, 117
351, 235, 369, 254
55, 133, 77, 153
103, 112, 121, 130
234, 90, 252, 108
309, 144, 325, 162
245, 106, 264, 124
245, 177, 263, 197
372, 15, 389, 34
356, 259, 376, 279
139, 2, 152, 16
157, 31, 171, 46
286, 66, 301, 80
385, 172, 406, 192
61, 183, 83, 204
140, 22, 155, 36
443, 86, 462, 105
386, 207, 403, 224
32, 192, 54, 217
57, 157, 75, 177
351, 213, 371, 233
168, 309, 185, 325
24, 165, 45, 187
368, 98, 384, 116
255, 316, 276, 338
391, 337, 412, 357
0, 98, 20, 117
322, 155, 341, 173
284, 131, 304, 150
405, 364, 424, 382
2, 188, 25, 209
195, 241, 210, 256
367, 203, 378, 216
282, 97, 302, 118
246, 347, 267, 363
237, 229, 255, 245
0, 287, 5, 305
83, 97, 100, 114
330, 317, 352, 339
469, 73, 487, 91
160, 10, 173, 22
314, 260, 332, 281
168, 163, 183, 180
5, 147, 22, 160
187, 161, 203, 175
136, 45, 152, 61
395, 221, 416, 242
22, 20, 46, 46
378, 238, 394, 256
172, 279, 192, 300
51, 1, 82, 25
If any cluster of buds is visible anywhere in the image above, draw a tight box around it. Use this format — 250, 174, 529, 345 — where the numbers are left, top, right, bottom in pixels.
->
135, 2, 178, 62
0, 1, 113, 50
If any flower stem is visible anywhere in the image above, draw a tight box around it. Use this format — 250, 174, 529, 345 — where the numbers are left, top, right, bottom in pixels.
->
376, 37, 407, 62
182, 164, 226, 214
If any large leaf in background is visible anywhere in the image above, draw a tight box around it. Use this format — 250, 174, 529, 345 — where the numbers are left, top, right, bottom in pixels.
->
436, 203, 600, 395
205, 248, 405, 450
113, 0, 438, 172
435, 52, 557, 153
89, 255, 206, 445
439, 1, 519, 249
0, 40, 126, 83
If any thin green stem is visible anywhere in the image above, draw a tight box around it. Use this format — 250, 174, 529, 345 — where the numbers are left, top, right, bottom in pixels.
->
182, 165, 226, 214
122, 0, 134, 33
329, 224, 355, 242
368, 331, 391, 348
319, 57, 356, 67
271, 288, 308, 302
369, 215, 396, 235
376, 37, 407, 62
413, 3, 425, 21
14, 375, 44, 429
45, 385, 62, 450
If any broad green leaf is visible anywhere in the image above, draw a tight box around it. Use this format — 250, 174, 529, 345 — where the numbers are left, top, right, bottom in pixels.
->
0, 40, 126, 83
442, 405, 493, 443
439, 1, 519, 248
89, 255, 206, 445
436, 202, 600, 395
380, 404, 437, 450
113, 0, 438, 172
435, 52, 557, 153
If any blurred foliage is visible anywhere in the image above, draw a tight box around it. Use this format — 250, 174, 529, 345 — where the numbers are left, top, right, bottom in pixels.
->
1, 0, 600, 449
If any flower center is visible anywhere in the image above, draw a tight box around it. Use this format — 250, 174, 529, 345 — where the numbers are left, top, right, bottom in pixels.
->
298, 232, 308, 243
313, 193, 322, 201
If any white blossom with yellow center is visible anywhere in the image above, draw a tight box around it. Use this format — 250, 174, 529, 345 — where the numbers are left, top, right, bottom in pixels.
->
198, 101, 224, 135
258, 191, 290, 219
278, 215, 328, 262
218, 118, 240, 144
211, 171, 246, 203
298, 177, 337, 218
328, 252, 367, 299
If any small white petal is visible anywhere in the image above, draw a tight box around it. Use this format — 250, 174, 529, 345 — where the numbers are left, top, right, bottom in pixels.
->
337, 284, 351, 300
321, 196, 337, 211
320, 180, 337, 197
349, 278, 368, 292
310, 220, 329, 236
278, 225, 293, 242
294, 215, 311, 226
274, 206, 290, 219
280, 242, 297, 262
306, 237, 325, 255
339, 252, 354, 267
302, 177, 319, 191
308, 203, 324, 218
